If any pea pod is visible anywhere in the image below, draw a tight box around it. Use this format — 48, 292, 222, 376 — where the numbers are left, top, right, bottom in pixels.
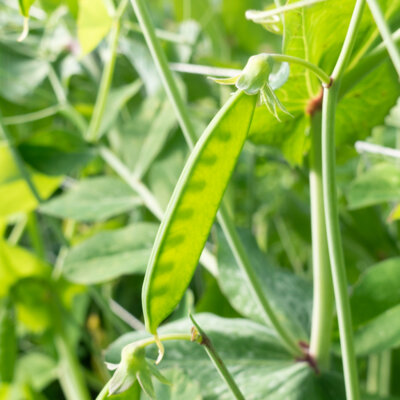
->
143, 90, 257, 336
0, 299, 17, 383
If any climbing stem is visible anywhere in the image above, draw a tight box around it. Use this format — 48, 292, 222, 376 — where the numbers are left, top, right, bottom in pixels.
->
191, 315, 245, 400
129, 0, 302, 357
86, 0, 129, 142
321, 1, 364, 398
268, 54, 331, 85
366, 0, 400, 78
55, 331, 91, 400
309, 112, 334, 368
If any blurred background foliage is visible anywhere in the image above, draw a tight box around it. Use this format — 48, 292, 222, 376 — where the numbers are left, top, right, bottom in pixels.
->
1, 0, 400, 398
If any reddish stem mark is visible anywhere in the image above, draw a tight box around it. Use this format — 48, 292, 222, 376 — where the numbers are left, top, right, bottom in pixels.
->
296, 341, 320, 375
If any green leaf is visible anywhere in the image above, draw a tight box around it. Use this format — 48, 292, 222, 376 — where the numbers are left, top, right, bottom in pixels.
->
77, 0, 112, 56
107, 314, 345, 400
216, 228, 312, 340
40, 176, 141, 222
347, 163, 400, 210
98, 81, 143, 139
142, 91, 257, 334
0, 44, 49, 104
63, 223, 158, 284
351, 257, 400, 327
19, 130, 95, 176
148, 368, 202, 400
0, 241, 49, 298
0, 143, 60, 218
353, 304, 400, 356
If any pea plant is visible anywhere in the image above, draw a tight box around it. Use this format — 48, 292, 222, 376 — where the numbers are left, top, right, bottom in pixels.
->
1, 0, 400, 399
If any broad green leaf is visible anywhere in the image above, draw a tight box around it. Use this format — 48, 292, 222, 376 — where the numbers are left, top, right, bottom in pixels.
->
0, 44, 49, 104
63, 223, 158, 284
248, 1, 400, 165
0, 143, 60, 218
18, 0, 35, 17
40, 176, 141, 222
0, 241, 49, 298
19, 130, 95, 176
0, 300, 17, 383
147, 368, 202, 400
217, 228, 312, 340
15, 353, 57, 391
142, 91, 257, 334
77, 0, 112, 56
107, 314, 345, 400
350, 257, 400, 327
347, 163, 400, 209
353, 304, 400, 356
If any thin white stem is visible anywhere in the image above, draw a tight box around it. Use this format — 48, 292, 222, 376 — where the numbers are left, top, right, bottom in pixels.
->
355, 141, 400, 159
109, 299, 145, 331
246, 0, 326, 22
169, 63, 241, 77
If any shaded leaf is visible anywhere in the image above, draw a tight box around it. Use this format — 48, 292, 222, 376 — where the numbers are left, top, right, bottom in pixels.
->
40, 176, 141, 222
63, 223, 158, 284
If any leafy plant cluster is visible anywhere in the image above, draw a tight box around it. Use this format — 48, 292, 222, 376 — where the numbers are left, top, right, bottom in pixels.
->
1, 0, 400, 399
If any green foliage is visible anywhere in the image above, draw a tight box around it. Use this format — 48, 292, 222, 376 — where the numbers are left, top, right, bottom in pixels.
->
1, 0, 400, 399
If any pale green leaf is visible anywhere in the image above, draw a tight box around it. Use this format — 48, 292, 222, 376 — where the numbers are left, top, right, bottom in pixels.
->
347, 163, 400, 210
63, 223, 158, 284
77, 0, 112, 56
40, 176, 141, 222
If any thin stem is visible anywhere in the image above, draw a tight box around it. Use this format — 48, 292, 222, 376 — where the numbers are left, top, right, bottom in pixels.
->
169, 62, 241, 77
26, 212, 45, 260
331, 0, 366, 80
7, 215, 27, 245
99, 146, 164, 220
109, 298, 146, 331
246, 0, 327, 22
366, 0, 400, 78
86, 19, 121, 142
55, 331, 91, 400
129, 0, 301, 357
124, 21, 192, 45
309, 112, 334, 368
355, 140, 400, 159
321, 1, 365, 399
269, 54, 331, 85
218, 205, 301, 357
2, 105, 61, 125
191, 315, 245, 400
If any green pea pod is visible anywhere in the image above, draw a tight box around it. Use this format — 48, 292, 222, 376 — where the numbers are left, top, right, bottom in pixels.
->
142, 90, 257, 338
0, 299, 17, 383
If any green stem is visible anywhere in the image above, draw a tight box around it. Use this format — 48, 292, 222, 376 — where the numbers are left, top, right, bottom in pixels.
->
55, 331, 91, 400
269, 54, 331, 85
191, 315, 245, 400
129, 0, 301, 357
86, 19, 121, 142
218, 205, 301, 357
309, 112, 334, 369
2, 105, 61, 125
26, 212, 45, 260
321, 2, 365, 398
366, 0, 400, 78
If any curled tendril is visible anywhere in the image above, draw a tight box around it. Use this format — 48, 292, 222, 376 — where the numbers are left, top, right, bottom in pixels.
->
211, 53, 292, 121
